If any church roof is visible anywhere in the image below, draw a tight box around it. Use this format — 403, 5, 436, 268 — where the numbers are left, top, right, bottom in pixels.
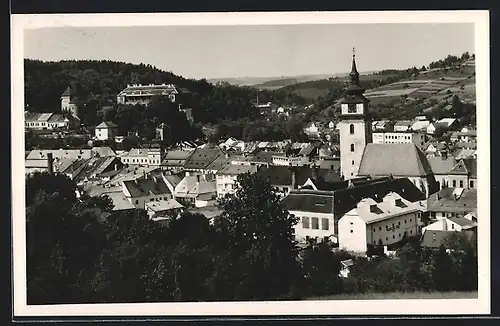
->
358, 143, 433, 177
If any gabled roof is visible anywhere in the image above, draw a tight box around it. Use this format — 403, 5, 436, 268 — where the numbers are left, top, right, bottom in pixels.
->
96, 121, 118, 129
103, 191, 137, 211
256, 166, 316, 187
205, 154, 231, 172
123, 177, 171, 198
394, 120, 413, 127
217, 164, 258, 176
162, 150, 193, 166
183, 147, 223, 170
92, 146, 116, 157
420, 229, 475, 249
427, 187, 477, 213
145, 199, 184, 212
358, 143, 433, 177
448, 216, 477, 228
282, 177, 425, 216
174, 175, 216, 197
427, 157, 457, 175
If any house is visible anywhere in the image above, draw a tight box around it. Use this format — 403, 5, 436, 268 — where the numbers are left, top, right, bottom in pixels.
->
454, 142, 477, 150
105, 166, 160, 187
281, 176, 426, 245
339, 259, 355, 278
25, 149, 93, 175
72, 156, 123, 185
95, 121, 118, 141
231, 151, 279, 168
410, 119, 431, 132
372, 120, 392, 131
122, 175, 172, 209
183, 146, 224, 174
91, 146, 116, 158
393, 120, 413, 132
120, 147, 164, 167
303, 122, 320, 135
451, 130, 476, 144
116, 83, 190, 105
216, 163, 258, 198
205, 154, 232, 174
372, 131, 426, 151
25, 112, 80, 130
426, 187, 477, 220
423, 141, 451, 158
328, 121, 336, 129
255, 165, 318, 196
426, 123, 437, 135
357, 143, 438, 198
423, 216, 477, 233
101, 191, 137, 212
174, 174, 217, 207
436, 118, 459, 130
445, 158, 477, 189
419, 229, 476, 249
338, 192, 426, 253
427, 156, 457, 189
161, 149, 194, 171
145, 199, 184, 221
60, 86, 79, 117
219, 138, 245, 152
452, 148, 477, 160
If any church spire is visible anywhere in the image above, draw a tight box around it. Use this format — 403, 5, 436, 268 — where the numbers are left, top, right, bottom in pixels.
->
349, 46, 360, 86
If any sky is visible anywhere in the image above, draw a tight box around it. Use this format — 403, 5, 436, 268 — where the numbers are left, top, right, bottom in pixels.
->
23, 23, 475, 79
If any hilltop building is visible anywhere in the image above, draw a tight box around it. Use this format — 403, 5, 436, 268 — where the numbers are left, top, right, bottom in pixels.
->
338, 48, 373, 180
116, 83, 190, 106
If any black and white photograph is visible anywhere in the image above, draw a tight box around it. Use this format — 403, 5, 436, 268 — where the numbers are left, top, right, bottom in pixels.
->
11, 11, 490, 317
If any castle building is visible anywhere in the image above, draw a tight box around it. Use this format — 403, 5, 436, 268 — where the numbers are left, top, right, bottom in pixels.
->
60, 86, 79, 118
338, 48, 373, 180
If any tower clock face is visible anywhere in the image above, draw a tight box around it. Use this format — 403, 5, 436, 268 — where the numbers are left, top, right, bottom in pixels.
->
348, 103, 357, 113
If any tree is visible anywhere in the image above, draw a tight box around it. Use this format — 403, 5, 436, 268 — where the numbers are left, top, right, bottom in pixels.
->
431, 245, 453, 291
212, 172, 301, 300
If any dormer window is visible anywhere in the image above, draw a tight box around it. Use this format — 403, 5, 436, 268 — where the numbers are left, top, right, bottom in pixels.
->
348, 103, 356, 113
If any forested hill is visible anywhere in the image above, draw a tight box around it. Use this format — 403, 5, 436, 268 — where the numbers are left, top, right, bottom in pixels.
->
24, 59, 307, 127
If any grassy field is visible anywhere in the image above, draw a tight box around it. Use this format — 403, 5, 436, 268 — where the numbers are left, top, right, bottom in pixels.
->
305, 291, 478, 301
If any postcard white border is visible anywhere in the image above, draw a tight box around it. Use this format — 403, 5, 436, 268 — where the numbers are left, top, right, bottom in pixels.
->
12, 10, 490, 317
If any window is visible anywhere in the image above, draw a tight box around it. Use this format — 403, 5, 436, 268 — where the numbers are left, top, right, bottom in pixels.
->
322, 218, 329, 230
451, 224, 455, 229
452, 180, 457, 187
350, 144, 355, 152
459, 180, 464, 188
352, 160, 355, 165
398, 221, 401, 226
386, 237, 388, 241
350, 221, 353, 225
410, 230, 413, 234
470, 180, 474, 188
373, 228, 376, 232
410, 218, 412, 222
348, 103, 356, 113
302, 216, 310, 229
349, 124, 355, 134
311, 217, 319, 229
399, 233, 401, 238
350, 230, 353, 233
379, 226, 382, 231
404, 219, 407, 223
393, 235, 395, 239
135, 200, 139, 204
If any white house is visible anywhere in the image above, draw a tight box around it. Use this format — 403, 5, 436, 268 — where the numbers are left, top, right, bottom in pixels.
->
423, 216, 477, 233
120, 148, 164, 167
372, 131, 426, 151
303, 122, 320, 135
338, 192, 426, 253
393, 120, 413, 132
121, 175, 173, 209
283, 193, 337, 244
95, 121, 118, 141
145, 198, 184, 221
174, 174, 217, 207
216, 164, 258, 198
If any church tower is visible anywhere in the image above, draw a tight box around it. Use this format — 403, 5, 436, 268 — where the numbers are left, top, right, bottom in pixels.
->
338, 47, 372, 180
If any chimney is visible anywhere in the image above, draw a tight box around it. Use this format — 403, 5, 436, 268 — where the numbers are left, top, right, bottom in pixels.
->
47, 153, 54, 175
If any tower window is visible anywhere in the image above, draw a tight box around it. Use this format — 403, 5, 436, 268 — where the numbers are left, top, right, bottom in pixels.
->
349, 124, 355, 134
350, 144, 355, 152
348, 103, 356, 113
351, 160, 355, 165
